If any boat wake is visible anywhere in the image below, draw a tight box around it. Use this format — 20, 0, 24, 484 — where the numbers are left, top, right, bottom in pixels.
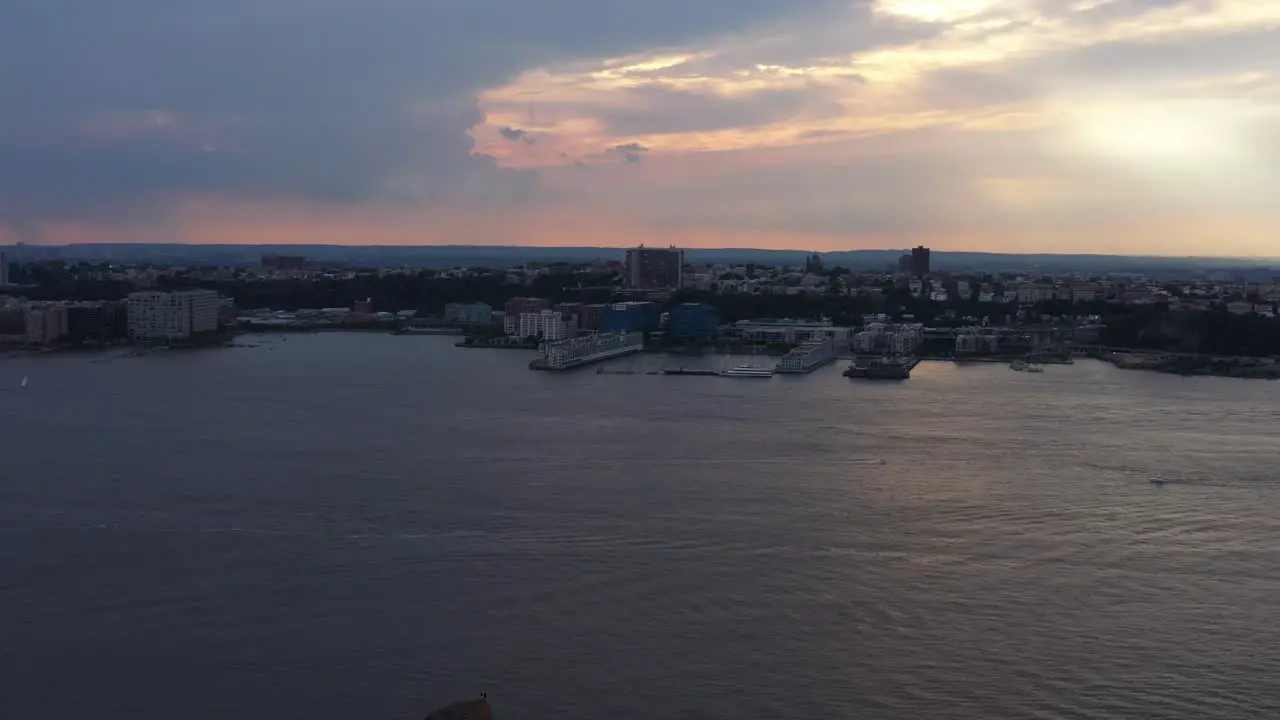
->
679, 458, 886, 466
1146, 476, 1266, 487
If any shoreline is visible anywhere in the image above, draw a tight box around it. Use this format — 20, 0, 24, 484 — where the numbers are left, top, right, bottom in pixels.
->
6, 331, 1279, 380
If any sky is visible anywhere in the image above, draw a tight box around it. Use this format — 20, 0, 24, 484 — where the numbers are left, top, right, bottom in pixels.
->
2, 0, 1278, 256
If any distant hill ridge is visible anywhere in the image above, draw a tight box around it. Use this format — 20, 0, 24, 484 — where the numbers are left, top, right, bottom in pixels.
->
3, 243, 1276, 274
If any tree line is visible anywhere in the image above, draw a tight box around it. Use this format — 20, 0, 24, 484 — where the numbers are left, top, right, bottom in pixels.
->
9, 262, 1280, 356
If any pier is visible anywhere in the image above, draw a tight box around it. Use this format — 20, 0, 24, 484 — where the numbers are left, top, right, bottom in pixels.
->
661, 367, 719, 376
529, 332, 644, 371
775, 338, 838, 374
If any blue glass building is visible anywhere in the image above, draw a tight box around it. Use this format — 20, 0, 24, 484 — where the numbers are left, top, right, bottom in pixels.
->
666, 303, 720, 340
599, 302, 661, 334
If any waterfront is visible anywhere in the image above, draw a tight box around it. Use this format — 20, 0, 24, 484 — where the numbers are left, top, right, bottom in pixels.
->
3, 333, 1280, 719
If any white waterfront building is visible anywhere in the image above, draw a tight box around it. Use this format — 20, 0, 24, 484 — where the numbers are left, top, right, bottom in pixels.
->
519, 309, 575, 341
127, 289, 220, 340
732, 319, 849, 345
775, 338, 837, 373
852, 331, 878, 354
886, 330, 922, 356
540, 332, 643, 370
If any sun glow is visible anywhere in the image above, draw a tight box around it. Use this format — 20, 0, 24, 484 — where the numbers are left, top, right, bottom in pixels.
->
1067, 102, 1245, 166
876, 0, 1006, 23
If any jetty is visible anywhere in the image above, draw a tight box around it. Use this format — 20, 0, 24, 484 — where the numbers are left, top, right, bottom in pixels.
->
529, 332, 644, 371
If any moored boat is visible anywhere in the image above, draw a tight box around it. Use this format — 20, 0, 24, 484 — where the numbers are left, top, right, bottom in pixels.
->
718, 363, 775, 378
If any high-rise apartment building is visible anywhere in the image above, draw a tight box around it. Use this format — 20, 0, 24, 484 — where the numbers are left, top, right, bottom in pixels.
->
624, 245, 683, 289
503, 297, 550, 335
577, 304, 607, 331
911, 246, 931, 276
127, 289, 220, 340
24, 305, 69, 346
67, 302, 123, 344
0, 250, 8, 287
518, 309, 576, 341
188, 290, 219, 333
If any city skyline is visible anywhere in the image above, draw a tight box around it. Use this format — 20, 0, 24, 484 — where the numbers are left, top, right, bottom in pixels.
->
1, 1, 1277, 255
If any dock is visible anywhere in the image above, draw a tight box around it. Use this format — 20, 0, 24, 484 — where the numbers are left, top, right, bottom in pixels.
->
530, 332, 644, 371
775, 338, 839, 374
661, 367, 719, 376
844, 355, 919, 379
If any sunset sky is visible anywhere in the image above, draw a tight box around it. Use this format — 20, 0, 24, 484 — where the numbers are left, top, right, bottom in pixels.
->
2, 0, 1278, 255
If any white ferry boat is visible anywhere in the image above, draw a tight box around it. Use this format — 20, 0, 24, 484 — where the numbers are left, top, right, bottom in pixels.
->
718, 364, 775, 378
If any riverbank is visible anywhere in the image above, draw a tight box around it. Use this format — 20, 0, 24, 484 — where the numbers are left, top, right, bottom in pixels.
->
1101, 351, 1280, 379
922, 355, 1074, 365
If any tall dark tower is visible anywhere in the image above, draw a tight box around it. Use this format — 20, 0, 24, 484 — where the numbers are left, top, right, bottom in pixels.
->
624, 245, 684, 289
911, 246, 931, 276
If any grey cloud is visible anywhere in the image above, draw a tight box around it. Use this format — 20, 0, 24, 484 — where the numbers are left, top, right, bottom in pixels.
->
901, 14, 1279, 117
1034, 0, 1200, 27
0, 0, 841, 230
798, 129, 858, 141
629, 121, 1279, 237
499, 127, 536, 145
1033, 26, 1280, 84
674, 3, 939, 78
595, 84, 847, 136
911, 67, 1039, 110
610, 142, 650, 163
641, 139, 999, 236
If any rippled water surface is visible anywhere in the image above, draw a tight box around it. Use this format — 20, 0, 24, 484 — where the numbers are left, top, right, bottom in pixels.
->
3, 334, 1280, 719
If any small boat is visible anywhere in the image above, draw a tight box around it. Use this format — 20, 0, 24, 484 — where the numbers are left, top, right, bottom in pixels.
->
1149, 478, 1166, 486
1025, 364, 1044, 373
1009, 360, 1028, 371
19, 376, 28, 389
718, 364, 775, 378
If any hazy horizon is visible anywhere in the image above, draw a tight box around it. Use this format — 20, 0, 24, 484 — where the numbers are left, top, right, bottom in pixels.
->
7, 242, 1279, 268
2, 1, 1277, 254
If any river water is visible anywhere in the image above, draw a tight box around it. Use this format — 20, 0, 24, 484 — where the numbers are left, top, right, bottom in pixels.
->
2, 334, 1279, 719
